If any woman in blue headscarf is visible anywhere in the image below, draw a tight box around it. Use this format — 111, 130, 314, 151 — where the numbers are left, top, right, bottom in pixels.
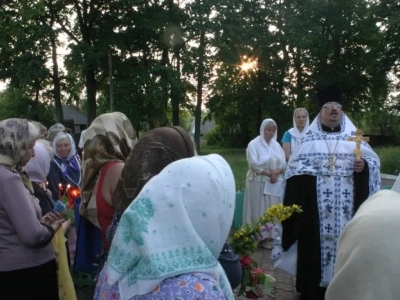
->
47, 132, 81, 200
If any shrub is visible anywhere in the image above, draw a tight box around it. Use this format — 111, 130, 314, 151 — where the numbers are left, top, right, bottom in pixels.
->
375, 147, 400, 175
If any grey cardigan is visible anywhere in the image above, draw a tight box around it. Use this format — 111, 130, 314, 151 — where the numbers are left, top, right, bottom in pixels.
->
0, 165, 55, 271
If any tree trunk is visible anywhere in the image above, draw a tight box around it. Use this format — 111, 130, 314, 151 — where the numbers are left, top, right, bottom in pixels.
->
159, 48, 169, 127
276, 0, 288, 109
195, 21, 206, 153
85, 68, 97, 125
33, 84, 40, 120
171, 56, 182, 126
50, 23, 63, 123
169, 0, 182, 126
293, 46, 304, 107
72, 0, 98, 125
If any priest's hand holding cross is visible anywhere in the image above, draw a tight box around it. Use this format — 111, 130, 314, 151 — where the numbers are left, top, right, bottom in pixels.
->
348, 129, 369, 173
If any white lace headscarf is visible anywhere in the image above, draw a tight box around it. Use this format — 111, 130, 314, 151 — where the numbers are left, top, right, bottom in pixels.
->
248, 118, 286, 167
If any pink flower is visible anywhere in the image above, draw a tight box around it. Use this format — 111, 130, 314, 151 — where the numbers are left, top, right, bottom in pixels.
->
260, 224, 274, 232
251, 267, 265, 275
254, 234, 263, 241
249, 267, 266, 286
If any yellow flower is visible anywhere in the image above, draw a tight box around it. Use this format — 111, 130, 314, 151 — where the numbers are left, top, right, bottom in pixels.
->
229, 204, 302, 256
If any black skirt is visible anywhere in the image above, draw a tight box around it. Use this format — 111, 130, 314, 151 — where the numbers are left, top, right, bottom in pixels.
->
0, 259, 59, 300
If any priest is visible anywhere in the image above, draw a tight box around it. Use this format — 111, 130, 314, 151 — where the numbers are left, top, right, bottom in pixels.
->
281, 86, 381, 300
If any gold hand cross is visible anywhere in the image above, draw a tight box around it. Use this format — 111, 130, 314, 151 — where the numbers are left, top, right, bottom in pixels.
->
347, 129, 369, 160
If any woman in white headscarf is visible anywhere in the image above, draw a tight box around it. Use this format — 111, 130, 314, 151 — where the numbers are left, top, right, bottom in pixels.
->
243, 119, 286, 249
325, 190, 400, 300
24, 140, 55, 215
47, 132, 81, 200
94, 154, 236, 300
281, 108, 309, 161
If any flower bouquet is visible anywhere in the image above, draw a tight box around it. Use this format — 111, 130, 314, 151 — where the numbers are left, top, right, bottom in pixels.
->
229, 204, 302, 298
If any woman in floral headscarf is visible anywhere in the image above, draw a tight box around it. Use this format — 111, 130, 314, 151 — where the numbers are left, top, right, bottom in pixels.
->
0, 118, 65, 299
80, 112, 137, 245
95, 154, 236, 300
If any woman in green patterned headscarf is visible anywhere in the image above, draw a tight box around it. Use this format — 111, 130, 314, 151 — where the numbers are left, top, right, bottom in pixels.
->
95, 154, 236, 300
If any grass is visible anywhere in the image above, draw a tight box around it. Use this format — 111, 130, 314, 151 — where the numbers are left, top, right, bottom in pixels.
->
200, 148, 248, 191
200, 146, 400, 191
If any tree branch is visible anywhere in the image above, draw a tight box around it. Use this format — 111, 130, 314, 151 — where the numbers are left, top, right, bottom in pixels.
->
73, 0, 86, 39
56, 18, 81, 45
88, 0, 105, 38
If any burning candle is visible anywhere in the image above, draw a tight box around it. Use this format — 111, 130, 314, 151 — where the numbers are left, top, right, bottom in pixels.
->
63, 184, 71, 198
58, 183, 63, 200
67, 187, 80, 208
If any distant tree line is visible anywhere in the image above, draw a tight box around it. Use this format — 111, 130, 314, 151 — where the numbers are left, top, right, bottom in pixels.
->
0, 0, 399, 148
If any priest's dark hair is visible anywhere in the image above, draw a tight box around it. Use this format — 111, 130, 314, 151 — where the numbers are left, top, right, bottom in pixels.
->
317, 86, 343, 110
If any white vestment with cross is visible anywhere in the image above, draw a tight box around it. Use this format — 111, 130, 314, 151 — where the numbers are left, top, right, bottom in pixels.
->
285, 113, 381, 288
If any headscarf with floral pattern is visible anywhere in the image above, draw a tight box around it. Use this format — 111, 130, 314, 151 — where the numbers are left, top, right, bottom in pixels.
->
0, 118, 31, 171
0, 118, 38, 193
80, 112, 138, 220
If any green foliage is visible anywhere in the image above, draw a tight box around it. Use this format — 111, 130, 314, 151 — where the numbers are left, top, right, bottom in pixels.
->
375, 0, 400, 90
202, 126, 226, 147
0, 88, 55, 127
177, 110, 193, 131
0, 0, 399, 137
359, 96, 400, 147
375, 147, 400, 175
